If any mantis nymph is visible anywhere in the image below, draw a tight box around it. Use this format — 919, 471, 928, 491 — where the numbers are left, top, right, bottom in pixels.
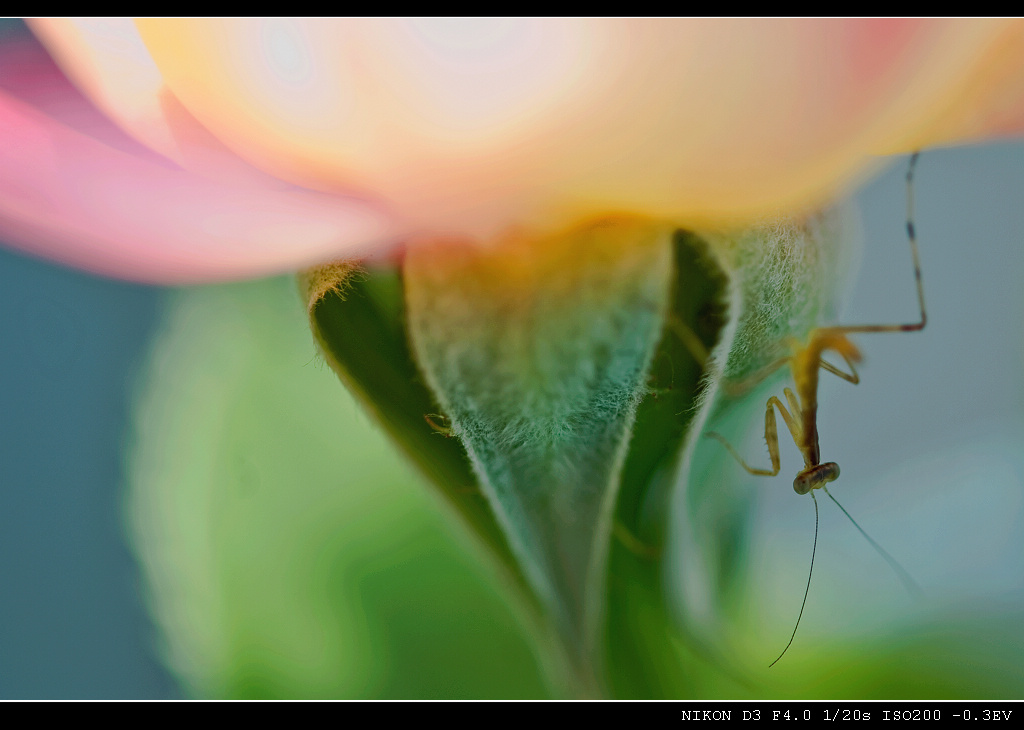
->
708, 154, 926, 666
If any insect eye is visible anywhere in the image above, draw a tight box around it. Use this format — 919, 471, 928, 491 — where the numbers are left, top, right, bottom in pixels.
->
793, 462, 840, 494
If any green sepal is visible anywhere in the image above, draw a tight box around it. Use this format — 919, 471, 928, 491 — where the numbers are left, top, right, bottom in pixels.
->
301, 264, 539, 617
403, 219, 675, 683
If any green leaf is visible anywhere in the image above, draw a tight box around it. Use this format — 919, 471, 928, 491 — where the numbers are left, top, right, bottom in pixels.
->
303, 207, 858, 696
604, 230, 732, 697
301, 264, 539, 617
403, 219, 675, 683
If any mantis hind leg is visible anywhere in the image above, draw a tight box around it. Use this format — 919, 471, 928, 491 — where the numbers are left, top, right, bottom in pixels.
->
663, 316, 794, 398
664, 314, 711, 369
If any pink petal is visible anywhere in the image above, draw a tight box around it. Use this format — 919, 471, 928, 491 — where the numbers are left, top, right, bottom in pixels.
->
0, 32, 396, 283
27, 18, 314, 190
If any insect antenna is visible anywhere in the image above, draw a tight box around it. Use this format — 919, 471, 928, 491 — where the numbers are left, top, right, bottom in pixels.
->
822, 486, 922, 597
770, 491, 819, 668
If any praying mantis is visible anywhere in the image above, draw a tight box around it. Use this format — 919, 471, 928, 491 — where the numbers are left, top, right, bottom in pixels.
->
706, 153, 926, 666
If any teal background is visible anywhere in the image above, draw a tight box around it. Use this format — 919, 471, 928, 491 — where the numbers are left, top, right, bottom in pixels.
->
0, 239, 171, 697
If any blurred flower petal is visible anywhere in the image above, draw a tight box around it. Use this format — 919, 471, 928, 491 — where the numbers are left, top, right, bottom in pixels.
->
907, 21, 1024, 145
6, 19, 1024, 282
0, 31, 395, 283
133, 18, 1024, 239
26, 19, 186, 164
27, 18, 311, 188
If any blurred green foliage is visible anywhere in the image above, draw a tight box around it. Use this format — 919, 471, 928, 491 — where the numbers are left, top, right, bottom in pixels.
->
128, 277, 549, 698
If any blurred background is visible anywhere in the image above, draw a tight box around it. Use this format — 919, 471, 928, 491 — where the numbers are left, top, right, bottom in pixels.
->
2, 16, 1023, 697
0, 227, 172, 698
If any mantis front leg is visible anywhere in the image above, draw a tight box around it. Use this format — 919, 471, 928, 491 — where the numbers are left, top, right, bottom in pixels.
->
706, 388, 804, 477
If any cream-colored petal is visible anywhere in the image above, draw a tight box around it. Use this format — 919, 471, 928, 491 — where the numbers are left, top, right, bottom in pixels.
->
135, 19, 1024, 238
